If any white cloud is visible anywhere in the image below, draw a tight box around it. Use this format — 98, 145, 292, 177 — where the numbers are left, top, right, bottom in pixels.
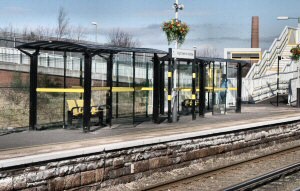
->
0, 6, 29, 15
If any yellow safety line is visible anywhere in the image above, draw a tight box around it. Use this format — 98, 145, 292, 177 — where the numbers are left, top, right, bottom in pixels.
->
135, 87, 154, 91
192, 73, 196, 78
92, 87, 110, 91
36, 88, 84, 93
180, 88, 192, 92
37, 86, 238, 93
111, 87, 133, 92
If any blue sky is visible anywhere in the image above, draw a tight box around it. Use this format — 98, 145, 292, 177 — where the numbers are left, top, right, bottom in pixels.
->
1, 0, 300, 55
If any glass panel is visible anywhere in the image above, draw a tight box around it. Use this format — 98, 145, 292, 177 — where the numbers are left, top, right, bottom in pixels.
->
212, 62, 227, 114
134, 53, 153, 121
206, 62, 213, 111
227, 63, 238, 111
112, 52, 134, 124
178, 61, 192, 115
0, 71, 29, 129
37, 52, 65, 127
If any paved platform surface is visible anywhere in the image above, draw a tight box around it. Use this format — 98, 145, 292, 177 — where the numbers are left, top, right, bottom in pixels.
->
0, 104, 300, 161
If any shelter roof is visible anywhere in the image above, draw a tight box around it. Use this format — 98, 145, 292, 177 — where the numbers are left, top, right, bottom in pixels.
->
196, 57, 249, 64
16, 40, 167, 54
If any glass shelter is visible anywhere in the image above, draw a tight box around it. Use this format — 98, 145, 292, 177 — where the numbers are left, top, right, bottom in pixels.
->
16, 41, 247, 132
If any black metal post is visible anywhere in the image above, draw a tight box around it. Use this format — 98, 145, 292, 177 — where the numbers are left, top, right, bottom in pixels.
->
207, 62, 211, 110
20, 52, 23, 65
168, 58, 172, 123
63, 51, 67, 128
29, 49, 39, 130
177, 61, 180, 113
106, 53, 113, 126
297, 88, 300, 108
236, 62, 242, 113
277, 56, 281, 107
212, 61, 215, 115
83, 52, 92, 132
159, 61, 165, 115
116, 58, 119, 118
146, 60, 149, 117
79, 58, 83, 99
153, 53, 160, 123
225, 61, 228, 113
192, 57, 196, 120
47, 55, 50, 67
199, 61, 206, 117
132, 52, 136, 124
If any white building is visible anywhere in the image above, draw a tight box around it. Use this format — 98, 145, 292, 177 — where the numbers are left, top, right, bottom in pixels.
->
224, 48, 261, 64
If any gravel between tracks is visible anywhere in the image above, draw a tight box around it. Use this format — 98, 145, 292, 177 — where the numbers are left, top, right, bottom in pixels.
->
100, 146, 300, 191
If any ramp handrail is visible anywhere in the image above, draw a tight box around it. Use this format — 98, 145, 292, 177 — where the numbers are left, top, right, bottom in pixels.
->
246, 26, 297, 79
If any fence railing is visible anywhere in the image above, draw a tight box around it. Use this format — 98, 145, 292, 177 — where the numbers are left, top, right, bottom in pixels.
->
246, 27, 296, 79
243, 69, 295, 102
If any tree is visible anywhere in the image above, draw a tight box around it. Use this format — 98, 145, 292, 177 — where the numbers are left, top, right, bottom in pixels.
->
196, 46, 221, 58
56, 7, 69, 39
68, 25, 86, 42
107, 28, 140, 47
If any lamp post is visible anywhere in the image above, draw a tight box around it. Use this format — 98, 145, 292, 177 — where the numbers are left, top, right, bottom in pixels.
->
277, 16, 300, 106
172, 0, 184, 122
277, 16, 300, 28
91, 22, 98, 43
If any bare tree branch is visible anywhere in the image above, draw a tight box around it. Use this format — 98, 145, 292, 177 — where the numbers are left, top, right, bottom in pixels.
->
68, 25, 86, 42
56, 7, 69, 39
197, 46, 221, 58
107, 28, 141, 47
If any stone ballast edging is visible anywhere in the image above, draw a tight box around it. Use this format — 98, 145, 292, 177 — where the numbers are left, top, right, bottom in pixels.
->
0, 117, 300, 190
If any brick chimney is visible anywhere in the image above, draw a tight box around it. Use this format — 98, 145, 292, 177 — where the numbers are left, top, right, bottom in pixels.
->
251, 16, 259, 48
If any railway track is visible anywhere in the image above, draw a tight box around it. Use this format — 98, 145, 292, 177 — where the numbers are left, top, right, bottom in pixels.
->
224, 162, 300, 191
142, 146, 300, 191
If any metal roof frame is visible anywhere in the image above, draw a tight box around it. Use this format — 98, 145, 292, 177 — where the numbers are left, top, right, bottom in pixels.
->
16, 40, 168, 54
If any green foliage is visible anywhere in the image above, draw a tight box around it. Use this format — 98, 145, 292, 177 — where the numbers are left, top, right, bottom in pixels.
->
11, 72, 29, 91
162, 19, 190, 45
38, 75, 62, 88
290, 44, 300, 61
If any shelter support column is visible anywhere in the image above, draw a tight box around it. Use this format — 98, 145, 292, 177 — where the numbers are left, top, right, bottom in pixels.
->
236, 62, 242, 113
168, 59, 172, 122
79, 58, 83, 99
83, 52, 92, 132
192, 59, 196, 120
106, 53, 113, 126
159, 61, 165, 115
153, 53, 160, 123
29, 50, 39, 130
116, 59, 119, 118
212, 61, 215, 115
63, 51, 67, 128
199, 61, 206, 117
132, 52, 136, 124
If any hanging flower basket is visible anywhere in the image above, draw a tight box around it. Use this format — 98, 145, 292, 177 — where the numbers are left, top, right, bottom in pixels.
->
290, 44, 300, 61
162, 19, 190, 45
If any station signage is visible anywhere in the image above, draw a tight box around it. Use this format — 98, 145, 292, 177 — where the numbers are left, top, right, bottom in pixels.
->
171, 49, 195, 59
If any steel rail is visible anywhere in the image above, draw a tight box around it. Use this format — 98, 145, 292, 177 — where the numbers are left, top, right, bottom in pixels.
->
223, 162, 300, 191
141, 146, 300, 191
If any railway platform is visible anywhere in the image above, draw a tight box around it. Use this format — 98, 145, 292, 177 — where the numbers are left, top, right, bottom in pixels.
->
1, 104, 299, 162
1, 104, 300, 191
